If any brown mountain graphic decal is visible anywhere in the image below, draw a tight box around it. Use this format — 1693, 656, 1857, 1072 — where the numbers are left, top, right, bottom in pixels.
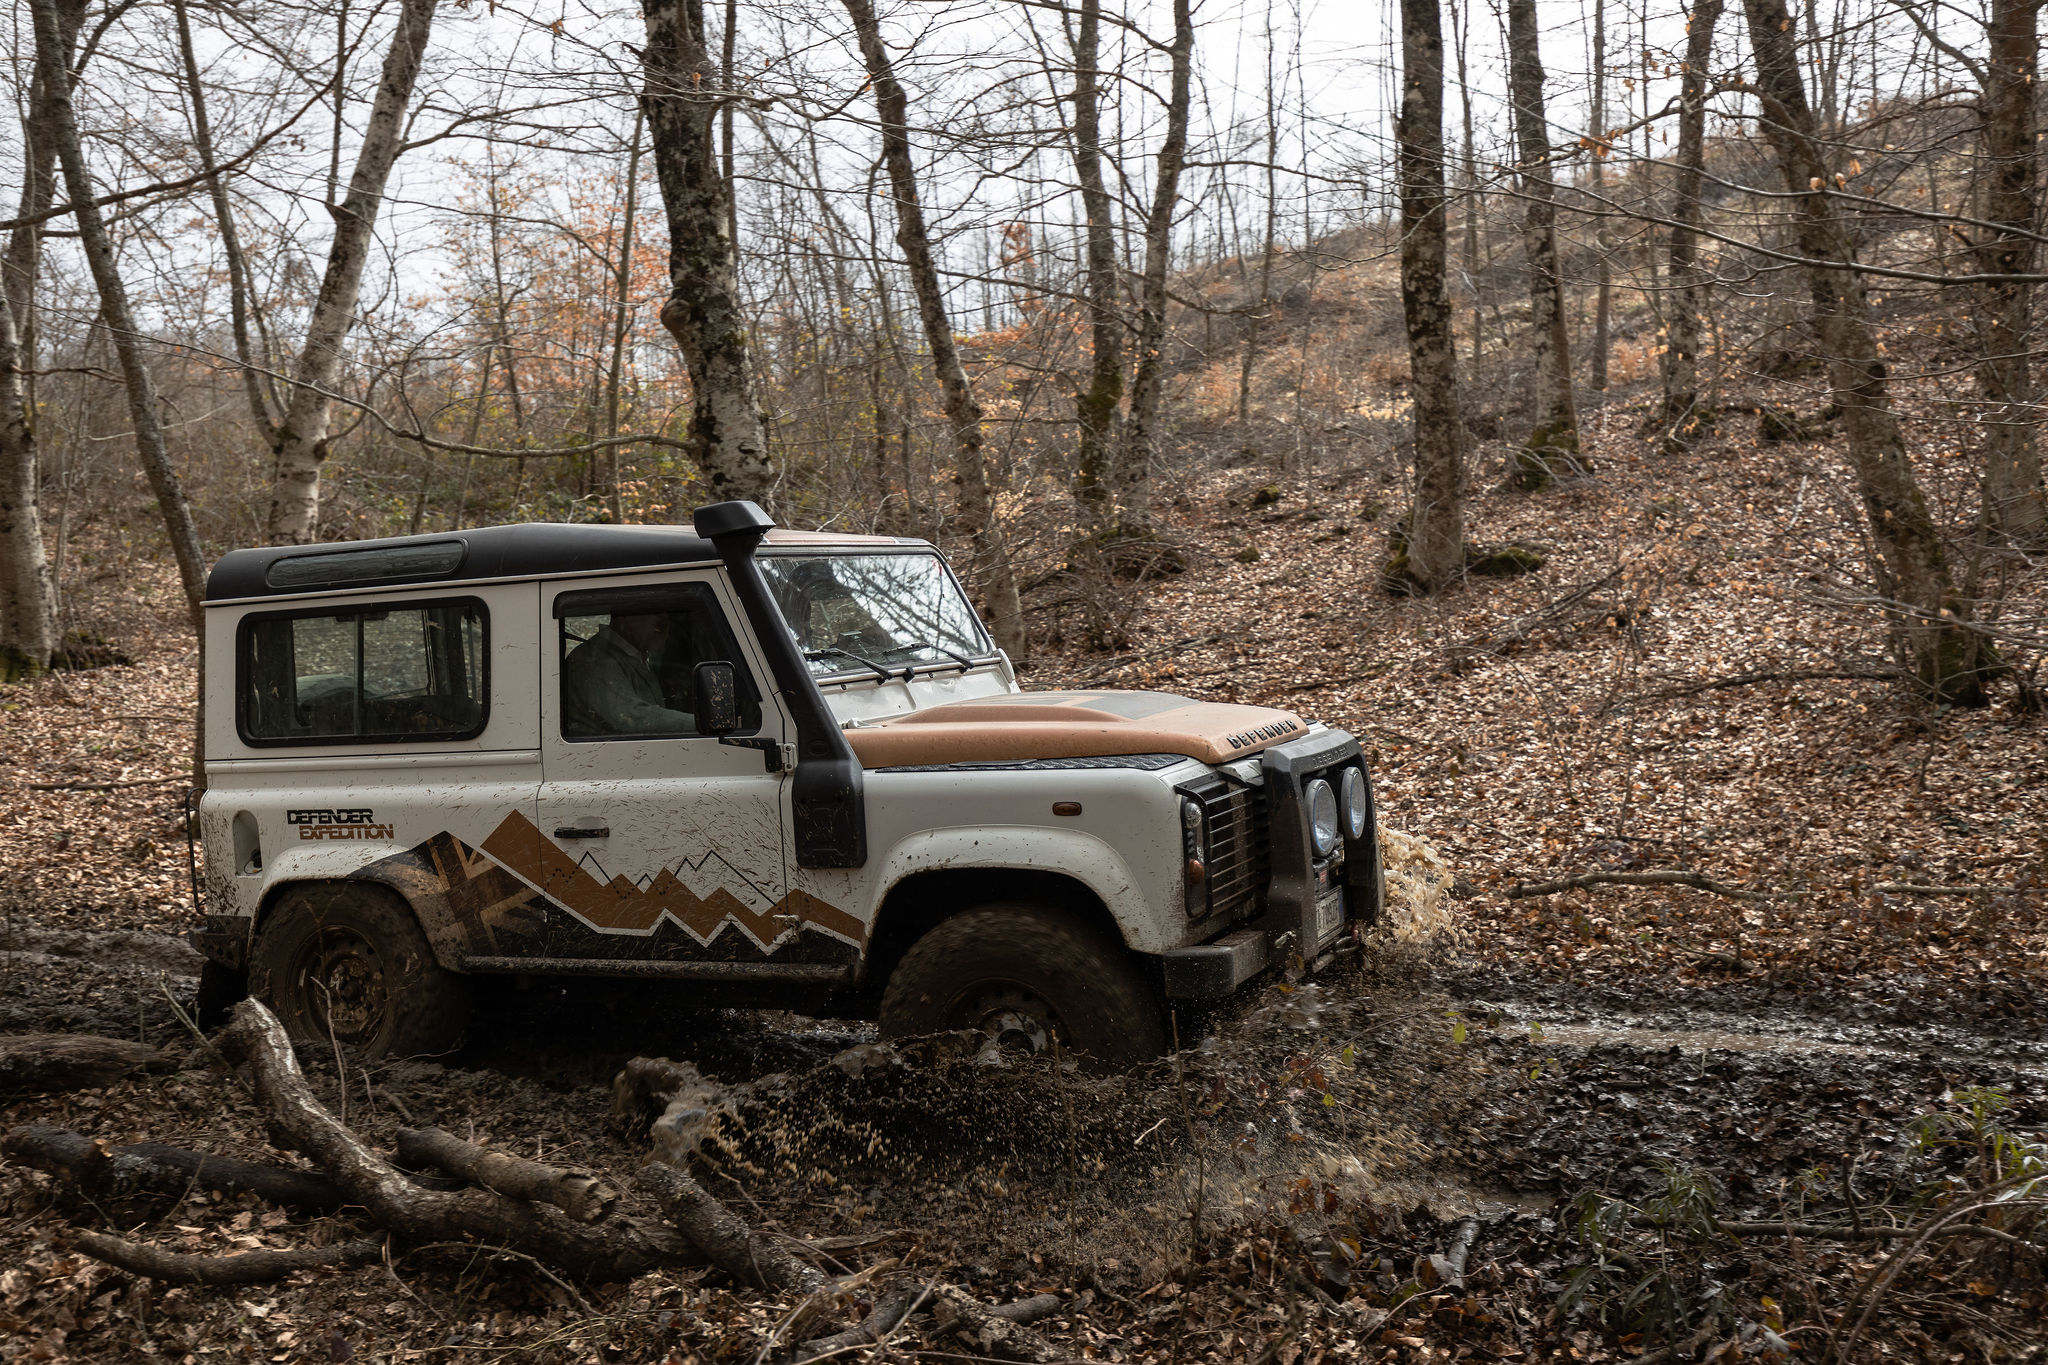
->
478, 809, 865, 947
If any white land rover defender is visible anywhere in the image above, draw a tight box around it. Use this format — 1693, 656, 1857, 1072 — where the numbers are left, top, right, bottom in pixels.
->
192, 501, 1382, 1065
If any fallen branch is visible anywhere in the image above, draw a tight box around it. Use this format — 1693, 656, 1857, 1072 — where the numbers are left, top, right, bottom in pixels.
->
67, 1230, 382, 1285
1633, 667, 1898, 702
395, 1127, 615, 1223
0, 1034, 174, 1094
1872, 883, 1998, 897
15, 777, 186, 792
929, 1283, 1064, 1363
219, 999, 701, 1282
1506, 869, 1790, 902
793, 1283, 929, 1361
4, 1124, 349, 1213
634, 1161, 824, 1294
1417, 1216, 1482, 1288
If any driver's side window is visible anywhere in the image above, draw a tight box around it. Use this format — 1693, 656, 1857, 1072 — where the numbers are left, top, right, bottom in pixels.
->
555, 582, 761, 741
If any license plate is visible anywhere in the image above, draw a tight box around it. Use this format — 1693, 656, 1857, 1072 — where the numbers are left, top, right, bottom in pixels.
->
1315, 887, 1346, 944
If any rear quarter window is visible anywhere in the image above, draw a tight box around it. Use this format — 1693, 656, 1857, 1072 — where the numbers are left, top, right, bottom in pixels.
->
237, 598, 488, 746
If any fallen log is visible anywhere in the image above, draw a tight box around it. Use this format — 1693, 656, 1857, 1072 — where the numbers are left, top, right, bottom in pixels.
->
219, 998, 702, 1283
67, 1230, 382, 1285
0, 1034, 173, 1094
635, 1161, 824, 1294
3, 1124, 349, 1213
395, 1127, 615, 1223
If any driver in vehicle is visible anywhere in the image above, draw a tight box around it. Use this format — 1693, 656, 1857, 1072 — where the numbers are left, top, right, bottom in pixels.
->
561, 612, 696, 736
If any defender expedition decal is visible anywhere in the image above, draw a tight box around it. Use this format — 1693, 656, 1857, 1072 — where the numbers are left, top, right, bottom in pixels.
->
290, 808, 396, 841
478, 810, 865, 948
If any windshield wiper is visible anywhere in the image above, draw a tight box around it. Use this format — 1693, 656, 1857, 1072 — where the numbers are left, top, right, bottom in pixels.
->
892, 638, 977, 670
803, 646, 893, 682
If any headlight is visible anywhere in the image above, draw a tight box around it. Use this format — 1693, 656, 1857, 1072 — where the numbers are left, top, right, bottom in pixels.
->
1306, 778, 1340, 857
1341, 766, 1370, 841
1180, 797, 1204, 852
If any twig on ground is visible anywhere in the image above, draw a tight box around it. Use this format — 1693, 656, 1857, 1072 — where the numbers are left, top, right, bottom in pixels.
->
1506, 869, 1794, 901
1632, 667, 1899, 702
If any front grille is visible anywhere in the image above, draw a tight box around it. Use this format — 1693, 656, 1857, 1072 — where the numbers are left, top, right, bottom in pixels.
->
1182, 776, 1270, 919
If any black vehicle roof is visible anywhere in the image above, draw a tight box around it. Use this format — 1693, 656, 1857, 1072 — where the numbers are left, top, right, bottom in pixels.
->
205, 522, 922, 603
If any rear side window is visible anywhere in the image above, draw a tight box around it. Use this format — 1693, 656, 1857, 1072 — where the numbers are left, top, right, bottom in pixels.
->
238, 598, 488, 745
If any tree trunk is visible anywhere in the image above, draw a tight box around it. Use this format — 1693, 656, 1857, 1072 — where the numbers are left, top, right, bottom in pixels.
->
1116, 0, 1194, 539
1396, 0, 1467, 593
840, 0, 1027, 657
1658, 0, 1722, 449
175, 0, 279, 458
1504, 0, 1580, 487
1588, 0, 1611, 394
603, 109, 647, 525
264, 0, 440, 544
0, 0, 82, 680
30, 0, 206, 626
640, 0, 776, 504
0, 1034, 171, 1095
1739, 0, 1998, 706
1973, 0, 2046, 544
1068, 0, 1125, 529
0, 258, 55, 681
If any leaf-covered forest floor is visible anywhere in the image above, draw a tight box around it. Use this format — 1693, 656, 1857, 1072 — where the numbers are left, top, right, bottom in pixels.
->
1, 364, 2045, 1362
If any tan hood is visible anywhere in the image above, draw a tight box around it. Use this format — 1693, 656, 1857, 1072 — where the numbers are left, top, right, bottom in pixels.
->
843, 690, 1309, 768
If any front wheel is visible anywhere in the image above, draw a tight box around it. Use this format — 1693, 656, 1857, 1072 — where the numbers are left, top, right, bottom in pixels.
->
250, 884, 470, 1058
879, 903, 1168, 1069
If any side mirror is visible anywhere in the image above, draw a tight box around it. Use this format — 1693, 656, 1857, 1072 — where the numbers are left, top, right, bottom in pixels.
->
694, 661, 740, 736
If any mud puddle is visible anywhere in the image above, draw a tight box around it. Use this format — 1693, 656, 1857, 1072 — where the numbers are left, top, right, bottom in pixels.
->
1462, 993, 2048, 1081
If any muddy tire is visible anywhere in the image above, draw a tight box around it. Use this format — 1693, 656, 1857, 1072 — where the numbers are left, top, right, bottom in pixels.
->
879, 904, 1167, 1069
250, 884, 469, 1058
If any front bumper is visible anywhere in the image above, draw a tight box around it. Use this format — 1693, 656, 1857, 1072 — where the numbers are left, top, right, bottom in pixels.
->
1160, 727, 1381, 999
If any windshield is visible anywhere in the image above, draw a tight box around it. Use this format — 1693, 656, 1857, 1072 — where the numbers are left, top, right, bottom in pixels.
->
759, 552, 994, 678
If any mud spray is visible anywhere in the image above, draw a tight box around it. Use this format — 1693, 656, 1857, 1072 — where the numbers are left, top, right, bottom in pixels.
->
651, 828, 1509, 1291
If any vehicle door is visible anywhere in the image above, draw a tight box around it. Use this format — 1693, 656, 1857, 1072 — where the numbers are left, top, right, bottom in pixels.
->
501, 572, 795, 967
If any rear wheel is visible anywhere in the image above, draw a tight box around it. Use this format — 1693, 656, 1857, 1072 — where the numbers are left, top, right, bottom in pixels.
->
879, 903, 1167, 1069
250, 884, 469, 1058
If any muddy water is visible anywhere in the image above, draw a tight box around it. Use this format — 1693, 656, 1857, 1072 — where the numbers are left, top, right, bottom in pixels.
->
1485, 1002, 2048, 1081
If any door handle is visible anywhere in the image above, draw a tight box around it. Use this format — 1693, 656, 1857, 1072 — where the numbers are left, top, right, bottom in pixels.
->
553, 825, 610, 839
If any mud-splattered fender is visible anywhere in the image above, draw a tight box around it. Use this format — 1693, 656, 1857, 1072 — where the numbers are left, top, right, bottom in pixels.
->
865, 825, 1180, 955
247, 842, 484, 973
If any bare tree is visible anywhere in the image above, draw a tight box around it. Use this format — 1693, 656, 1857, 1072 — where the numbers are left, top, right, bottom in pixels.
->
1970, 0, 2046, 544
1117, 0, 1195, 540
30, 0, 206, 625
1657, 0, 1723, 449
640, 0, 776, 504
1505, 0, 1581, 487
0, 0, 83, 678
1738, 0, 1998, 705
0, 266, 54, 680
1067, 0, 1125, 530
1396, 0, 1467, 592
241, 0, 442, 545
841, 0, 1026, 657
1587, 0, 1611, 394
